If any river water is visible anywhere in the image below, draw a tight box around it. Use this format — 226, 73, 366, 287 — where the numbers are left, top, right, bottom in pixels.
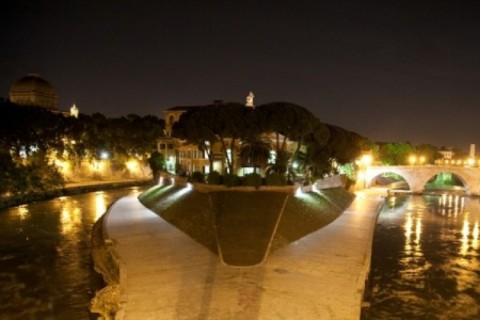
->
364, 193, 480, 319
0, 187, 143, 320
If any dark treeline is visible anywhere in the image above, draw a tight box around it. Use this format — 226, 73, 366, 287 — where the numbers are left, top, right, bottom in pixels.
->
1, 99, 366, 195
172, 102, 366, 182
0, 100, 164, 196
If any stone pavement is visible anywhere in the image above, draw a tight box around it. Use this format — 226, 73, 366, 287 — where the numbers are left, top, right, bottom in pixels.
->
102, 190, 385, 320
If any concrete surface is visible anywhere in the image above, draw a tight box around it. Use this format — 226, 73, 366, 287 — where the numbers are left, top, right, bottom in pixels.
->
102, 190, 385, 320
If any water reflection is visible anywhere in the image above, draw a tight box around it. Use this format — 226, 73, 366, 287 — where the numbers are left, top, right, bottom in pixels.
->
460, 218, 480, 255
437, 194, 465, 218
364, 193, 480, 319
473, 221, 479, 250
95, 192, 107, 221
0, 186, 146, 319
403, 203, 424, 259
16, 205, 29, 221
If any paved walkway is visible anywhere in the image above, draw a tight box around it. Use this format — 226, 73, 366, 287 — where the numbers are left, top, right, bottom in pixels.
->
103, 190, 385, 320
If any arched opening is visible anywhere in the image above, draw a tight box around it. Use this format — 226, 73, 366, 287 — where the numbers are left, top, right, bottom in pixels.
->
368, 172, 410, 191
423, 172, 467, 193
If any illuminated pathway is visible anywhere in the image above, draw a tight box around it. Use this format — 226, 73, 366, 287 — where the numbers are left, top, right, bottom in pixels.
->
101, 189, 384, 320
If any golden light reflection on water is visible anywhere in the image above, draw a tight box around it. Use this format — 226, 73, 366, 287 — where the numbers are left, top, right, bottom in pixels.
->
434, 194, 480, 256
59, 197, 82, 235
473, 221, 479, 250
371, 194, 480, 318
461, 218, 470, 256
453, 215, 480, 291
415, 219, 422, 245
404, 208, 423, 256
95, 192, 107, 220
129, 186, 141, 196
438, 194, 465, 218
460, 216, 479, 255
16, 205, 29, 220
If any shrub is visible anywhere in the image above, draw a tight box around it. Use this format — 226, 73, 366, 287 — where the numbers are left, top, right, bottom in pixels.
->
223, 174, 240, 187
207, 171, 222, 185
244, 173, 262, 188
190, 171, 205, 183
266, 173, 287, 186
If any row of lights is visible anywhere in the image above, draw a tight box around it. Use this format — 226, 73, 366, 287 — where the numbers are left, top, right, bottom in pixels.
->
366, 154, 480, 167
408, 155, 426, 165
436, 158, 478, 167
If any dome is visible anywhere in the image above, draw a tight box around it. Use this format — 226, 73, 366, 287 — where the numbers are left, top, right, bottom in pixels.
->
9, 73, 58, 109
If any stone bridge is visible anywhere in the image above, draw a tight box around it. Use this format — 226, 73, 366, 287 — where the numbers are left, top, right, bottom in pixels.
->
365, 165, 480, 195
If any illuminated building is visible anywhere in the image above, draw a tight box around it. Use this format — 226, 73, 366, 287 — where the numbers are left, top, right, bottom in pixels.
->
9, 73, 58, 110
158, 104, 230, 174
157, 93, 297, 175
8, 73, 79, 117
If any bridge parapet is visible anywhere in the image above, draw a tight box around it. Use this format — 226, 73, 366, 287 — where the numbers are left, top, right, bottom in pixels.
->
365, 165, 480, 195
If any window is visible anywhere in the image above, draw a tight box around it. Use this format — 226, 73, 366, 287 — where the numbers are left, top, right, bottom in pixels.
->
269, 151, 276, 164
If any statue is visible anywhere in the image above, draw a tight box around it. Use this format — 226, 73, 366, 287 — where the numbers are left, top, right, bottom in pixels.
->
246, 91, 254, 108
70, 104, 79, 118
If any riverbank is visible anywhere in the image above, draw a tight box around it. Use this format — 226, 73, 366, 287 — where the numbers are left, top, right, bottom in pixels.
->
0, 178, 153, 209
92, 188, 385, 319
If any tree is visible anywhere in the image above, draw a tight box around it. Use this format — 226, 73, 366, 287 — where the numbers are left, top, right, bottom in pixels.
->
415, 143, 441, 164
148, 151, 166, 183
379, 142, 414, 165
205, 103, 250, 173
239, 137, 271, 172
172, 108, 218, 170
301, 124, 363, 178
254, 102, 319, 174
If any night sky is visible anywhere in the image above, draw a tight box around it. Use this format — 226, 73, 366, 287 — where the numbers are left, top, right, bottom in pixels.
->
2, 0, 480, 149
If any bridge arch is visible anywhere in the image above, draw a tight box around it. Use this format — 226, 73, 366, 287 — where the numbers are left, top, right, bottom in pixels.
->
367, 171, 410, 190
422, 172, 468, 193
365, 166, 480, 195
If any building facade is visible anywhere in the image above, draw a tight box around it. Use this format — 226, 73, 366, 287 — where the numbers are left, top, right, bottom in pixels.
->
157, 94, 297, 176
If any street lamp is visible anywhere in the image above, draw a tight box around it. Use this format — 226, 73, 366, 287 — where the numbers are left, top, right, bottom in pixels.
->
361, 154, 373, 166
409, 155, 417, 165
357, 154, 373, 189
467, 158, 475, 167
419, 155, 426, 165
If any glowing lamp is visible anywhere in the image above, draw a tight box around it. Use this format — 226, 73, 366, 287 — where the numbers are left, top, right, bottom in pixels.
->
126, 160, 138, 170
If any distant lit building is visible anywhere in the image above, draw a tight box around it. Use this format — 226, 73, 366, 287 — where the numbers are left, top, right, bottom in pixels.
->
158, 104, 222, 174
438, 147, 454, 160
9, 73, 58, 110
7, 73, 79, 117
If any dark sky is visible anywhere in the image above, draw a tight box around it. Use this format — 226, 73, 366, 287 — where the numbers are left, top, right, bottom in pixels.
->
2, 0, 480, 149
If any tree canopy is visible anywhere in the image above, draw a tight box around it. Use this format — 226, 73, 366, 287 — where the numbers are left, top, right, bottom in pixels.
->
171, 101, 363, 178
0, 100, 165, 196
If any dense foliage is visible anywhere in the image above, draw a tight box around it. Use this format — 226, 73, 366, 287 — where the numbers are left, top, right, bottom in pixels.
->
373, 142, 443, 165
0, 101, 164, 196
172, 101, 365, 180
